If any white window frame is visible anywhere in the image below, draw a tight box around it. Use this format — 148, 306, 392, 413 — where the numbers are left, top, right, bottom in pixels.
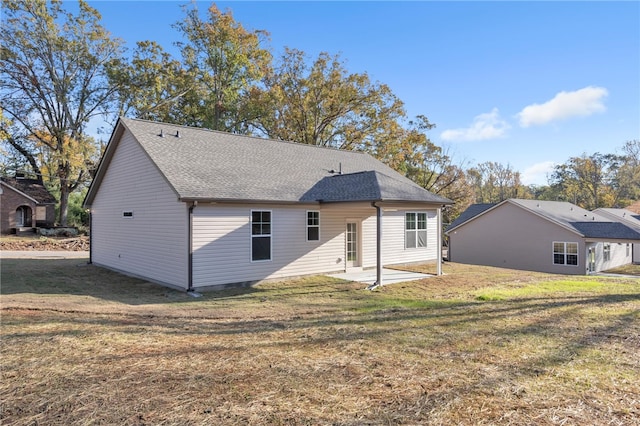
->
603, 243, 611, 262
251, 210, 272, 262
122, 211, 134, 219
552, 241, 578, 266
405, 212, 427, 249
306, 210, 320, 241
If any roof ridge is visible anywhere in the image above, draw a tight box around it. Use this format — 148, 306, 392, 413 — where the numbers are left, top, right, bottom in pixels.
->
121, 116, 374, 157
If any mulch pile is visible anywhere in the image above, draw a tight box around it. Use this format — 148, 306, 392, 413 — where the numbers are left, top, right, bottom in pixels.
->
0, 236, 89, 251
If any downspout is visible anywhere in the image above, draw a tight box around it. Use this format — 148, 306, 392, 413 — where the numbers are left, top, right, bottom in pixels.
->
88, 210, 93, 264
187, 201, 195, 292
437, 205, 443, 276
369, 202, 383, 289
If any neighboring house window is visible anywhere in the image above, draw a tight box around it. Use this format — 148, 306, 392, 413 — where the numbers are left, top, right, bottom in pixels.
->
122, 211, 134, 218
603, 243, 611, 262
36, 206, 47, 221
405, 212, 427, 249
251, 210, 271, 261
553, 242, 578, 266
307, 211, 320, 241
627, 244, 630, 257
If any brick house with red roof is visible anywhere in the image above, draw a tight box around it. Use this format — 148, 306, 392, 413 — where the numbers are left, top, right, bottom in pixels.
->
0, 176, 56, 234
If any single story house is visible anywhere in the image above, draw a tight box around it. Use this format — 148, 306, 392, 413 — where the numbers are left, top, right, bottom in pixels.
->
0, 176, 56, 234
594, 207, 640, 264
445, 199, 640, 275
83, 118, 452, 291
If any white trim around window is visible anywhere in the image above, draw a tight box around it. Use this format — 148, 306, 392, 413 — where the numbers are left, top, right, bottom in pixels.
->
306, 210, 320, 241
552, 241, 578, 266
251, 210, 272, 262
405, 212, 427, 249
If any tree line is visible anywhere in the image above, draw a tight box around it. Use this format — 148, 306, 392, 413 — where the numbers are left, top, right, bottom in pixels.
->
1, 0, 638, 227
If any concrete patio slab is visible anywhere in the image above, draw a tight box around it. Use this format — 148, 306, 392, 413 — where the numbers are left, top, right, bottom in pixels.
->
328, 268, 432, 286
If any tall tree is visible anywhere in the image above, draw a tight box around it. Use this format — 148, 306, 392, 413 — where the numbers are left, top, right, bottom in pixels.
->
549, 153, 619, 209
107, 41, 191, 123
614, 140, 640, 204
173, 3, 271, 132
400, 117, 473, 223
251, 48, 406, 152
0, 111, 43, 181
467, 162, 527, 203
0, 0, 123, 225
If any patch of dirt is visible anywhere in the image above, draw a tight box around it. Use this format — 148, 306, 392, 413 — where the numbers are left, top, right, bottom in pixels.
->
0, 236, 89, 251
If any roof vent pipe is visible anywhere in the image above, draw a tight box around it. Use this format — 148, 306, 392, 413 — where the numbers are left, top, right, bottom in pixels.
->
176, 130, 180, 138
339, 162, 342, 175
159, 129, 164, 138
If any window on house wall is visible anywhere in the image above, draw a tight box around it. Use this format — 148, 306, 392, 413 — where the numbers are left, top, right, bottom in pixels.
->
627, 244, 630, 257
553, 242, 578, 266
405, 212, 427, 249
122, 211, 134, 218
603, 243, 611, 262
251, 210, 271, 261
307, 211, 320, 241
36, 206, 47, 221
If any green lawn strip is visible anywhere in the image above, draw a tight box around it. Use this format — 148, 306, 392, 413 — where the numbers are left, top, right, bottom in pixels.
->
474, 276, 639, 301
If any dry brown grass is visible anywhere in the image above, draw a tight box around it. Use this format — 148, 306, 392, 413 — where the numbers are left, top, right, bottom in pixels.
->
1, 259, 639, 425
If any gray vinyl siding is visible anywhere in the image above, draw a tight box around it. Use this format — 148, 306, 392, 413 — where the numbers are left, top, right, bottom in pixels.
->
448, 202, 586, 275
588, 242, 633, 272
192, 203, 439, 288
593, 209, 640, 265
90, 129, 189, 289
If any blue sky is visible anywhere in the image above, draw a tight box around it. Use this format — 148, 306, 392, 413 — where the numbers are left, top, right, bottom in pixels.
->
85, 1, 639, 185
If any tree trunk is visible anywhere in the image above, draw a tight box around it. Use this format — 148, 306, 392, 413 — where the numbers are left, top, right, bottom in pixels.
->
58, 184, 69, 226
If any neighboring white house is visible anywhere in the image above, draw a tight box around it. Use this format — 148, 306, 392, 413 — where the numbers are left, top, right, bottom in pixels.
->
83, 118, 452, 291
445, 199, 640, 275
594, 208, 640, 264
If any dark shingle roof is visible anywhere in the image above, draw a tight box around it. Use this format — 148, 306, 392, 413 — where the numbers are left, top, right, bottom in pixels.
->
593, 208, 640, 232
570, 222, 640, 240
86, 118, 452, 205
445, 199, 640, 241
1, 177, 56, 204
300, 171, 449, 203
445, 203, 496, 232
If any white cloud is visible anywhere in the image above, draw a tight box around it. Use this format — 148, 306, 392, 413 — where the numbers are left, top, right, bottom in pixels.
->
521, 161, 556, 186
517, 86, 608, 128
441, 108, 510, 141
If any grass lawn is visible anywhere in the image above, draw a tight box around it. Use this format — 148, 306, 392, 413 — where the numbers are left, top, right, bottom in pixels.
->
1, 260, 639, 425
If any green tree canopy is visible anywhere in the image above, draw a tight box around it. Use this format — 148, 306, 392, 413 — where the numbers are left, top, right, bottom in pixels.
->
173, 3, 272, 132
549, 153, 622, 210
0, 0, 123, 225
108, 40, 191, 123
251, 48, 406, 150
467, 161, 529, 204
